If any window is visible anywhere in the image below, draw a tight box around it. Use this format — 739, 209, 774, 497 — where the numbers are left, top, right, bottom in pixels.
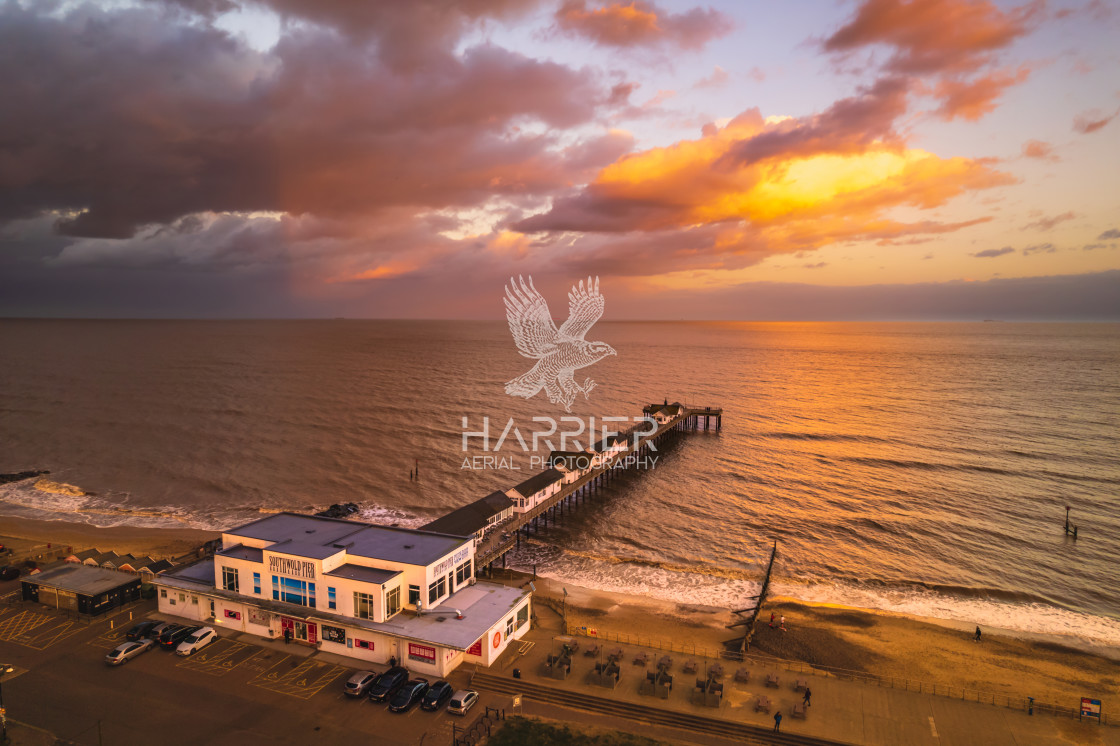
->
253, 572, 261, 595
160, 588, 167, 598
428, 575, 446, 605
385, 586, 401, 618
222, 566, 239, 593
516, 602, 529, 628
455, 560, 473, 586
506, 616, 514, 639
355, 639, 374, 650
354, 591, 375, 620
272, 576, 313, 607
408, 585, 420, 606
327, 587, 337, 610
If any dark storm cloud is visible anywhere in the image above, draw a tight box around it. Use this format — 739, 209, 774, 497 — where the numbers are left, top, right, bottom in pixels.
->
0, 2, 619, 239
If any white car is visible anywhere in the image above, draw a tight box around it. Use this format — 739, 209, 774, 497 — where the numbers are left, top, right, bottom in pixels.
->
175, 626, 218, 656
105, 638, 155, 665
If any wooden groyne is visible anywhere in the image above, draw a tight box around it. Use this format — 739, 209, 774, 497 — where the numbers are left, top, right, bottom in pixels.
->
724, 540, 777, 654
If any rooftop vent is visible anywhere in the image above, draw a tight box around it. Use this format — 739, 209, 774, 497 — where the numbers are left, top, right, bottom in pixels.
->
403, 544, 414, 549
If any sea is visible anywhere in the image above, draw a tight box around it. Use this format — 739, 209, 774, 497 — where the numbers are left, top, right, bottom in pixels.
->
1, 320, 1118, 650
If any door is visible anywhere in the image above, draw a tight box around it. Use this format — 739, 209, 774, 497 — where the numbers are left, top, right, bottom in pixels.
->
307, 622, 317, 644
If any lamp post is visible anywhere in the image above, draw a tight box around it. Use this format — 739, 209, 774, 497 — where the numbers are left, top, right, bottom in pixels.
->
1, 663, 15, 744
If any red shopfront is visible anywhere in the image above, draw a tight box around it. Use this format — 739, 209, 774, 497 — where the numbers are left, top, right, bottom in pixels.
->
280, 616, 318, 644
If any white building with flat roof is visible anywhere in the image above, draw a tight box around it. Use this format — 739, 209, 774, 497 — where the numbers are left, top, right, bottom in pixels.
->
153, 512, 531, 676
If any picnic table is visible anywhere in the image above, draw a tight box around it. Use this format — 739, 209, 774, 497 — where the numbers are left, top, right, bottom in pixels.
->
633, 652, 649, 666
708, 663, 724, 679
657, 655, 673, 671
682, 659, 698, 674
755, 695, 772, 713
584, 644, 600, 657
734, 668, 750, 683
792, 702, 807, 718
765, 673, 780, 688
607, 647, 623, 662
795, 677, 809, 691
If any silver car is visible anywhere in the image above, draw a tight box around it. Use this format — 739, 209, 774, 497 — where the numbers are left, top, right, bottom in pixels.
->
105, 638, 155, 665
448, 690, 479, 716
344, 670, 377, 697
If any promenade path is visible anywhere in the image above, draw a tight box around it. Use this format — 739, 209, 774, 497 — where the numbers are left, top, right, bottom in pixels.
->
476, 608, 1117, 746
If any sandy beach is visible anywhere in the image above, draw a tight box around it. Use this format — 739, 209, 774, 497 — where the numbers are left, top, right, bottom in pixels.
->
0, 515, 218, 560
491, 569, 1119, 708
3, 515, 1115, 711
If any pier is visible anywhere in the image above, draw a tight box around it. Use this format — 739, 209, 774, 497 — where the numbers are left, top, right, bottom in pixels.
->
423, 402, 722, 573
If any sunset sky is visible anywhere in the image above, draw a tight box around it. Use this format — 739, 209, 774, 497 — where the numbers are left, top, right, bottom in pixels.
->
1, 0, 1118, 319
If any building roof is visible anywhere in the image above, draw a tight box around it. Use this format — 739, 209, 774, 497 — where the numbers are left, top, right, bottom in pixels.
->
268, 540, 344, 560
548, 451, 594, 471
420, 492, 514, 537
146, 559, 175, 574
217, 545, 265, 563
219, 512, 466, 567
325, 564, 402, 585
163, 558, 217, 586
23, 564, 139, 595
512, 469, 563, 497
225, 513, 366, 546
86, 551, 121, 565
70, 548, 101, 562
344, 525, 466, 566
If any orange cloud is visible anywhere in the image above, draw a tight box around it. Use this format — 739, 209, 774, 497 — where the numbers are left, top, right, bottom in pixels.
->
1022, 211, 1076, 231
1073, 108, 1119, 134
516, 112, 1012, 272
555, 0, 731, 49
1021, 139, 1058, 160
934, 67, 1030, 120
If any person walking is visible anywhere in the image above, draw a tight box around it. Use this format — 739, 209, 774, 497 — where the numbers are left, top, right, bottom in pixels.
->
769, 612, 775, 628
773, 711, 782, 732
974, 626, 982, 642
804, 687, 812, 706
779, 614, 787, 632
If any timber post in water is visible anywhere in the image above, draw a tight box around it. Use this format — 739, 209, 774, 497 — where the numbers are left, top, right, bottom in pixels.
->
1064, 505, 1078, 539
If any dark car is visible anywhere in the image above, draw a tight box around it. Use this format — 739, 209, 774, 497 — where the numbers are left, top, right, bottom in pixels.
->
367, 666, 409, 702
344, 670, 377, 697
388, 679, 430, 713
420, 680, 454, 711
0, 566, 19, 581
155, 624, 183, 645
125, 620, 158, 641
160, 625, 199, 649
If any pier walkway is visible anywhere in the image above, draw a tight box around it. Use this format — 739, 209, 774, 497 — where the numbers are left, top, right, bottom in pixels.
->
473, 403, 723, 570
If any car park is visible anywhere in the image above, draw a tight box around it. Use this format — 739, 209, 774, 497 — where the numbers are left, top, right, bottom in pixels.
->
420, 680, 453, 711
447, 690, 479, 716
125, 620, 158, 641
367, 666, 409, 703
344, 671, 377, 698
160, 625, 199, 650
149, 621, 175, 639
388, 679, 429, 713
175, 626, 217, 656
105, 638, 155, 665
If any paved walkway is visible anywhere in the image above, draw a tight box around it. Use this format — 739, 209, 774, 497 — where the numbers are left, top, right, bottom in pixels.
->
484, 607, 1117, 746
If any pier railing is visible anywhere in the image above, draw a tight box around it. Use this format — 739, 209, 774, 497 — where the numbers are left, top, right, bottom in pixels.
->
555, 618, 1106, 724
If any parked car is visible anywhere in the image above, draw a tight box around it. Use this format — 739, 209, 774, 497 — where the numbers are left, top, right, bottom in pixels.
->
176, 626, 217, 656
149, 621, 176, 639
367, 666, 409, 702
420, 680, 454, 711
447, 690, 479, 716
0, 566, 19, 581
125, 620, 158, 641
388, 679, 430, 713
344, 670, 377, 698
160, 625, 199, 650
155, 623, 183, 645
105, 638, 155, 665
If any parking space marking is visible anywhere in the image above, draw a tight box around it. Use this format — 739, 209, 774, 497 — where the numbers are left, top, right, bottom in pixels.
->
176, 640, 264, 677
248, 655, 347, 700
12, 617, 85, 650
0, 610, 53, 641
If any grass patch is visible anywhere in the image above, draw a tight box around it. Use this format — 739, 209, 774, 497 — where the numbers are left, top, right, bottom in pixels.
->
485, 717, 665, 746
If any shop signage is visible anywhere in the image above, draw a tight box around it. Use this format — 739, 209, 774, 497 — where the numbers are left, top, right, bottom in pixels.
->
408, 643, 436, 663
268, 556, 316, 579
433, 546, 471, 577
322, 625, 346, 644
